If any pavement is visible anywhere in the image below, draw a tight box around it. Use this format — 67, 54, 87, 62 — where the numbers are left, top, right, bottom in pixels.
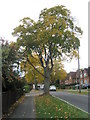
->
9, 90, 43, 118
50, 91, 88, 113
4, 89, 89, 118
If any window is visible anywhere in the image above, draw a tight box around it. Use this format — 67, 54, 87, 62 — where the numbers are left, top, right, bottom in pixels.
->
84, 80, 87, 84
81, 81, 83, 84
69, 76, 71, 79
84, 73, 87, 77
80, 74, 82, 78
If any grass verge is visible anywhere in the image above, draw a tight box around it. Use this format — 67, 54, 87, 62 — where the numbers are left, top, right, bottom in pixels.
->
35, 95, 88, 118
57, 89, 88, 95
65, 90, 88, 95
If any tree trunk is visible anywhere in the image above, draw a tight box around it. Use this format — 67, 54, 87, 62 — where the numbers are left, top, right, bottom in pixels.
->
44, 67, 50, 95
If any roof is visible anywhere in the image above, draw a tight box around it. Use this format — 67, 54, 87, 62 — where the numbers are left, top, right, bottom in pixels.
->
69, 72, 76, 79
84, 68, 88, 73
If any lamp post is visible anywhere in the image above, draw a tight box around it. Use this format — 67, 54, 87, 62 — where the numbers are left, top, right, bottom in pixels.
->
78, 48, 81, 93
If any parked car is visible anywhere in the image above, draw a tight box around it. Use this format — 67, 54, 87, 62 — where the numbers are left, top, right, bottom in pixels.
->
49, 85, 56, 91
82, 84, 87, 89
86, 84, 90, 88
82, 84, 90, 89
40, 84, 44, 90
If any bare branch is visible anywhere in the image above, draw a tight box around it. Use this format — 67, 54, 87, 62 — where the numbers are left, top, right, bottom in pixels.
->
43, 44, 46, 59
39, 53, 45, 68
50, 57, 53, 71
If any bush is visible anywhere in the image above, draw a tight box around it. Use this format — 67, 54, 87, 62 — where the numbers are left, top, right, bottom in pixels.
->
72, 86, 76, 90
23, 85, 30, 93
60, 85, 65, 89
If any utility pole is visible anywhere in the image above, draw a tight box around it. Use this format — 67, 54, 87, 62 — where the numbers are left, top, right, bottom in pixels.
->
78, 48, 81, 93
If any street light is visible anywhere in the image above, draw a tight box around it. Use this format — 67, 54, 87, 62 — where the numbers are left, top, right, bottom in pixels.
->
78, 48, 81, 93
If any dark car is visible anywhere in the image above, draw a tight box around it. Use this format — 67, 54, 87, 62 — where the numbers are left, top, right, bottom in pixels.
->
82, 84, 90, 89
86, 84, 90, 88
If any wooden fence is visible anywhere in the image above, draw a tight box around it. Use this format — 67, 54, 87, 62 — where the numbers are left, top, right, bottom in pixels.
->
2, 89, 23, 114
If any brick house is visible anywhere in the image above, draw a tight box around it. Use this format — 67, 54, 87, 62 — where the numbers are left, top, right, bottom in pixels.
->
80, 69, 84, 85
76, 70, 79, 84
61, 67, 90, 87
65, 74, 69, 85
60, 80, 65, 85
65, 72, 76, 85
83, 68, 89, 84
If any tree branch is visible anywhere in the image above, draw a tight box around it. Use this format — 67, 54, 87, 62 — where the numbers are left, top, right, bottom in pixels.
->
43, 44, 46, 59
39, 53, 45, 68
50, 57, 53, 71
27, 57, 46, 78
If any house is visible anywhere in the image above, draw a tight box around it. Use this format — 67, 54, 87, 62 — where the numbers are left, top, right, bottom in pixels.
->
83, 68, 89, 85
65, 74, 69, 85
65, 72, 76, 85
60, 67, 90, 88
80, 69, 84, 85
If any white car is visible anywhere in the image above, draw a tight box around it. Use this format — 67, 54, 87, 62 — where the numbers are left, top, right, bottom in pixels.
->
49, 85, 56, 91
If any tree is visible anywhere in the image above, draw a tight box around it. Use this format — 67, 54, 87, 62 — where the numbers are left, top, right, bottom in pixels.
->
50, 60, 67, 84
12, 5, 82, 94
2, 40, 24, 91
20, 55, 44, 89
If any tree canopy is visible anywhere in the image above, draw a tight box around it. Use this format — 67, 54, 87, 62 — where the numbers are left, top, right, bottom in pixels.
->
12, 5, 83, 94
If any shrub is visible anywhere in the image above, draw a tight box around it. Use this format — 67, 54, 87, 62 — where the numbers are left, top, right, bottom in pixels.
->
23, 85, 30, 93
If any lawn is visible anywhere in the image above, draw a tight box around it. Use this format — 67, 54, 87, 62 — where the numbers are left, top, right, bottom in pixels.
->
57, 89, 88, 95
65, 89, 88, 95
35, 95, 89, 119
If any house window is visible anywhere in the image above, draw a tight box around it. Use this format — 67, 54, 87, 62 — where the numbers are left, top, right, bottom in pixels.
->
81, 81, 83, 84
69, 76, 71, 79
84, 80, 87, 84
80, 74, 82, 78
84, 73, 87, 77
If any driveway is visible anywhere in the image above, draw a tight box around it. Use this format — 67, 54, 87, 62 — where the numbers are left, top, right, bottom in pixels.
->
50, 91, 88, 113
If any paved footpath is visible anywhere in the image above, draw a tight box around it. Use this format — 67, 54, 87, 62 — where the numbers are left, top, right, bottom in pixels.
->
9, 90, 43, 118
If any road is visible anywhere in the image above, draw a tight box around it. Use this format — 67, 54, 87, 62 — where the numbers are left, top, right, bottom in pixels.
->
50, 91, 88, 113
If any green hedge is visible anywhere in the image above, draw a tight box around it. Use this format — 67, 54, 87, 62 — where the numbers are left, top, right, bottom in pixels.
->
23, 85, 30, 93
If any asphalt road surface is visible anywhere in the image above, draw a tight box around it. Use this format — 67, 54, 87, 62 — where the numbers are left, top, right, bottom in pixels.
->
50, 91, 88, 113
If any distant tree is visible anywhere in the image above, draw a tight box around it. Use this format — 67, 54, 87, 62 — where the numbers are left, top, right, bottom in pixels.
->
50, 60, 67, 83
20, 54, 44, 89
12, 5, 82, 94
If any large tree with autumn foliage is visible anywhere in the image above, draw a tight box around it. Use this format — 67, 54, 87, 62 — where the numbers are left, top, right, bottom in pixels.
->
12, 5, 82, 94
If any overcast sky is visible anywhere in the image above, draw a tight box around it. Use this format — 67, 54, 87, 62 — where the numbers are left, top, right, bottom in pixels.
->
0, 0, 89, 73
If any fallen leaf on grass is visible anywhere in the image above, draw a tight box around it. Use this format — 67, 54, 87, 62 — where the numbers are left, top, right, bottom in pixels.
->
44, 112, 46, 114
64, 112, 67, 114
33, 109, 35, 112
58, 108, 62, 111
